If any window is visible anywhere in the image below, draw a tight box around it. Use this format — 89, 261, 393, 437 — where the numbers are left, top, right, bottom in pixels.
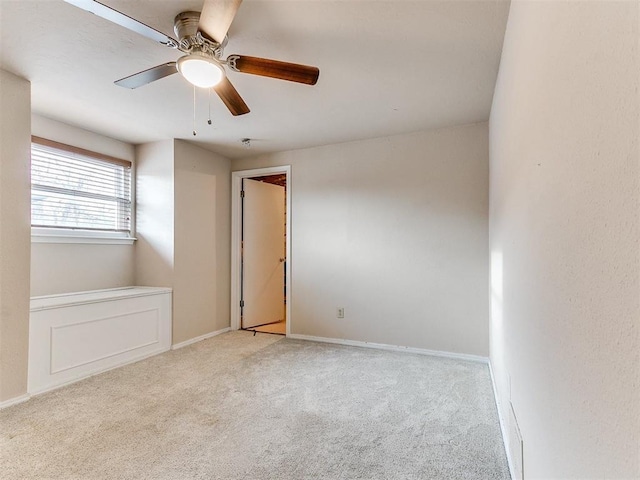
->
31, 137, 133, 242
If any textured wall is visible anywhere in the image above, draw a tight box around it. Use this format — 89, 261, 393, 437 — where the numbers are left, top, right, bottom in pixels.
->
0, 70, 31, 402
234, 123, 490, 357
30, 115, 135, 296
489, 1, 639, 477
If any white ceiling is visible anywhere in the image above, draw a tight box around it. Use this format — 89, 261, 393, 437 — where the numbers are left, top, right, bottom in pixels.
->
0, 0, 510, 159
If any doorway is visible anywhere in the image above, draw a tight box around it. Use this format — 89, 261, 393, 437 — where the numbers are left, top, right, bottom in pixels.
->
231, 166, 291, 336
241, 175, 286, 334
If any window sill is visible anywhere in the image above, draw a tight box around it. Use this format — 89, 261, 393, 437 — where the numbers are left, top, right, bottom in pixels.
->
31, 229, 136, 245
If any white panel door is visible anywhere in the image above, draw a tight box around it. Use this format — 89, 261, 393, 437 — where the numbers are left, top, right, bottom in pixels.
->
242, 178, 285, 329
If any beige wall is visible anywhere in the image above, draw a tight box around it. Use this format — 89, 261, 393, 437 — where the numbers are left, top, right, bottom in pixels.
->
134, 140, 175, 288
489, 1, 639, 477
173, 140, 231, 343
30, 116, 135, 296
135, 140, 231, 345
0, 70, 31, 402
234, 123, 490, 356
32, 115, 135, 161
31, 244, 134, 296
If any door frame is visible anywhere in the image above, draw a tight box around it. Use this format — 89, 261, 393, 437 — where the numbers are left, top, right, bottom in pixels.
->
231, 166, 291, 336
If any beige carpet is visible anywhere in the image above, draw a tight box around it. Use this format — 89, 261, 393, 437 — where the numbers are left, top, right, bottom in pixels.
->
1, 331, 510, 479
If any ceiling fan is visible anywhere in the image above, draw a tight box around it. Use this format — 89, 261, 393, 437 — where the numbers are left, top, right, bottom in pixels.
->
64, 0, 320, 116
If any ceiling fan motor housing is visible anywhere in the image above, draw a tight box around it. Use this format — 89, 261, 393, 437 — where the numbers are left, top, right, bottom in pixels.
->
174, 11, 225, 57
174, 11, 200, 43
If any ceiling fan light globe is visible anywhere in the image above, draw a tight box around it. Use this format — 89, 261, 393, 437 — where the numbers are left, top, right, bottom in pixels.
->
177, 55, 225, 88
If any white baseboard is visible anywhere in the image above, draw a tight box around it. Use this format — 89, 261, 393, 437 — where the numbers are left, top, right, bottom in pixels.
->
287, 333, 489, 364
171, 327, 231, 350
488, 361, 517, 480
0, 393, 30, 410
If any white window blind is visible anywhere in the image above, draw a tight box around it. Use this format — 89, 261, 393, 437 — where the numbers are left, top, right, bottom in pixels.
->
31, 138, 132, 233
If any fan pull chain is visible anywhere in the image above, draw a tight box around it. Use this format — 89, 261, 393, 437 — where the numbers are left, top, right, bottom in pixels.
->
192, 86, 197, 136
208, 88, 212, 125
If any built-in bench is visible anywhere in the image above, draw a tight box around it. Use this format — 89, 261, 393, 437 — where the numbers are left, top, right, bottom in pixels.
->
28, 287, 172, 395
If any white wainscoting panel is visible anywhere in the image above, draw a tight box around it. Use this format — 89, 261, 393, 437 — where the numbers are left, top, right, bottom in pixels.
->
29, 287, 172, 395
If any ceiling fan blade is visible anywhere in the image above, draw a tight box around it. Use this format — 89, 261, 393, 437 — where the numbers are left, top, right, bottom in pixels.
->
64, 0, 178, 48
198, 0, 242, 44
228, 55, 319, 85
115, 63, 178, 89
214, 77, 250, 116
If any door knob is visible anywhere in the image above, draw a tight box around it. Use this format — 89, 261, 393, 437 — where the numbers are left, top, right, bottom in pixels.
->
279, 258, 286, 263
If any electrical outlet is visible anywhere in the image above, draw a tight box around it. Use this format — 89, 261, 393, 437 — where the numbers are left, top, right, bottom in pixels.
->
337, 307, 345, 318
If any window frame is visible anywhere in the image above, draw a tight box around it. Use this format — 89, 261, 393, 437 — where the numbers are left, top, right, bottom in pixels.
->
30, 136, 136, 245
